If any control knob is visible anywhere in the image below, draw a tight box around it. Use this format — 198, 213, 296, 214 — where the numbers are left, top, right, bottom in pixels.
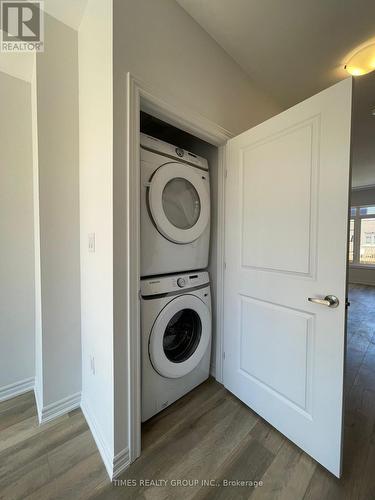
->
177, 278, 186, 288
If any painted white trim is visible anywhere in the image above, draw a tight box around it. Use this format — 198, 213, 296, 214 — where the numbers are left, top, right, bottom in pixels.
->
81, 397, 114, 479
31, 55, 44, 409
34, 384, 43, 422
38, 392, 81, 424
137, 75, 232, 146
125, 72, 231, 465
0, 377, 35, 403
126, 73, 142, 464
113, 447, 130, 479
214, 145, 227, 384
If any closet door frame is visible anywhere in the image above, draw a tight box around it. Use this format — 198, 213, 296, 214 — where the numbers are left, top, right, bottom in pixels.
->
124, 72, 231, 464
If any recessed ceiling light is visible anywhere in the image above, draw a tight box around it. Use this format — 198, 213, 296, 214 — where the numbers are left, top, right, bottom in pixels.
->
345, 42, 375, 76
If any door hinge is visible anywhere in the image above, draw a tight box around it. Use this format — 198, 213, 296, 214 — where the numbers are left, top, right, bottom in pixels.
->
223, 351, 226, 360
224, 169, 228, 179
224, 262, 227, 270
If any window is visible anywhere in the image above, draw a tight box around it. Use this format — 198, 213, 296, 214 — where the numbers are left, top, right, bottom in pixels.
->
349, 205, 375, 266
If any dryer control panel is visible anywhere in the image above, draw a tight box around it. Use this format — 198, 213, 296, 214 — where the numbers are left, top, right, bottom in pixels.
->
141, 271, 209, 297
140, 133, 209, 171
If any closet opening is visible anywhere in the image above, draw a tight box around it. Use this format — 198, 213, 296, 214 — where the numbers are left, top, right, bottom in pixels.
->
125, 76, 230, 465
138, 110, 223, 452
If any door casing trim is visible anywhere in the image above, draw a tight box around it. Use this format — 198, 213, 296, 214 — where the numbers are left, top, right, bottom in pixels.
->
124, 72, 232, 462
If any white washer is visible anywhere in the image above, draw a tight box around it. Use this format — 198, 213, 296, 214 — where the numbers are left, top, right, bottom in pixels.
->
141, 271, 211, 422
140, 133, 210, 277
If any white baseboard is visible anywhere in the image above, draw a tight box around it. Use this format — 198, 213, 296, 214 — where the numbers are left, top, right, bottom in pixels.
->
34, 384, 43, 422
39, 392, 81, 424
113, 447, 130, 479
81, 397, 129, 479
349, 280, 375, 286
0, 377, 35, 403
0, 380, 130, 479
81, 397, 114, 478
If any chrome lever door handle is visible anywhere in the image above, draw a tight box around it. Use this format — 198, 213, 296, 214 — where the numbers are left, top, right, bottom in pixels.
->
308, 295, 339, 308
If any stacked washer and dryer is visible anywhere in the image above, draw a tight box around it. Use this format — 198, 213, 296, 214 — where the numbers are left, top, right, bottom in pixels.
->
140, 133, 212, 422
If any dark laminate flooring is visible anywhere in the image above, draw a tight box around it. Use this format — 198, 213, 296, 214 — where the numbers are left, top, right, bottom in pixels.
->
1, 284, 375, 499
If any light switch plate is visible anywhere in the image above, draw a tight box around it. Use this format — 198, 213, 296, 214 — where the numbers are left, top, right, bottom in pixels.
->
88, 233, 95, 253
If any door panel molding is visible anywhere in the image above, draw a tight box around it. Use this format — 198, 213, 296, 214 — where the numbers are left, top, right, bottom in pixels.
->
239, 294, 314, 417
239, 115, 320, 278
224, 78, 352, 477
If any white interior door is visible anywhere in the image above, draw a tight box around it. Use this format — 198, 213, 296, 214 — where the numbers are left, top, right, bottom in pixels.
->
223, 78, 352, 477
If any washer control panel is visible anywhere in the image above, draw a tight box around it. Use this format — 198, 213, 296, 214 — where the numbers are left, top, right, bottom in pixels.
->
141, 271, 209, 297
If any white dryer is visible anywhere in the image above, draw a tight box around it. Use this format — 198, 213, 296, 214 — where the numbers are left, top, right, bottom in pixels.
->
141, 271, 211, 422
140, 133, 210, 277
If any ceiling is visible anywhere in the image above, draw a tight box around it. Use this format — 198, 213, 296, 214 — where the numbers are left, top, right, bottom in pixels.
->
1, 1, 374, 187
0, 49, 34, 82
40, 0, 88, 30
176, 0, 375, 108
0, 0, 88, 81
177, 0, 375, 188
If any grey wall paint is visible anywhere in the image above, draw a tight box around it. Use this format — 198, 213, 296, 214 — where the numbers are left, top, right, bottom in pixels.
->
36, 14, 81, 405
112, 0, 282, 456
350, 187, 375, 207
0, 71, 35, 389
351, 72, 375, 188
79, 0, 114, 457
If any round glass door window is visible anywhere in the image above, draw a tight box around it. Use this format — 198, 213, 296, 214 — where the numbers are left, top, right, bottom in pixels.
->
162, 178, 201, 230
163, 308, 202, 363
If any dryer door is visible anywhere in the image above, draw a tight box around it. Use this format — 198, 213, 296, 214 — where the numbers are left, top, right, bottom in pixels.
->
148, 163, 210, 244
149, 294, 211, 378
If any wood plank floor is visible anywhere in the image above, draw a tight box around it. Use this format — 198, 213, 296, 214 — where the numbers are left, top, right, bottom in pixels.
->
1, 284, 375, 499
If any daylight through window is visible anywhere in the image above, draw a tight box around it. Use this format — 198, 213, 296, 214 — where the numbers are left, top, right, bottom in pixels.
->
349, 206, 375, 266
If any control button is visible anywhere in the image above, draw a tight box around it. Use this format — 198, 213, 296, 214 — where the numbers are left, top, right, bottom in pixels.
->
175, 147, 184, 158
177, 278, 186, 288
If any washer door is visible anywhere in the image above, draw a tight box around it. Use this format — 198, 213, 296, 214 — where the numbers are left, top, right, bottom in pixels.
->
148, 163, 210, 244
149, 295, 211, 378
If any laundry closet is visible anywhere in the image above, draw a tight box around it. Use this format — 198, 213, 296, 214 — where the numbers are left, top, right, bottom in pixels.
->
139, 111, 221, 426
123, 76, 353, 476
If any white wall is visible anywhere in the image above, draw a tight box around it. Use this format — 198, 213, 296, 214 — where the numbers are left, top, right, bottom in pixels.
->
36, 13, 81, 410
349, 267, 375, 286
0, 71, 35, 398
78, 0, 114, 475
112, 0, 282, 461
